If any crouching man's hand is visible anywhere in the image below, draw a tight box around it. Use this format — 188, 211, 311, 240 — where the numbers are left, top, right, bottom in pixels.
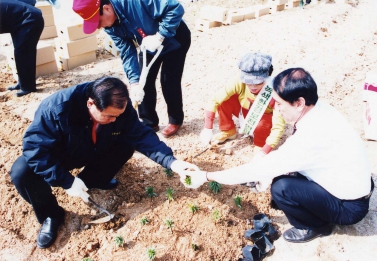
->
170, 160, 200, 177
65, 177, 90, 202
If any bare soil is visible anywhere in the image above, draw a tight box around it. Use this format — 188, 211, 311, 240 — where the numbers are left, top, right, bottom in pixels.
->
0, 0, 377, 260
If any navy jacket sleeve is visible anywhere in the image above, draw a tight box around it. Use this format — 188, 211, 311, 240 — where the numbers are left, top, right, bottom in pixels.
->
105, 28, 141, 84
140, 0, 184, 38
22, 101, 74, 189
121, 98, 176, 168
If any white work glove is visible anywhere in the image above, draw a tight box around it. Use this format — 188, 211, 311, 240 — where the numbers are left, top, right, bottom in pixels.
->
180, 170, 208, 189
200, 128, 213, 145
170, 160, 200, 178
65, 177, 90, 202
130, 83, 145, 107
249, 178, 273, 193
140, 32, 164, 52
250, 150, 266, 163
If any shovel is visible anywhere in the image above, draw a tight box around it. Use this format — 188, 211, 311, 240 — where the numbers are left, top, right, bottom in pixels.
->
193, 142, 218, 159
88, 197, 115, 224
133, 45, 164, 109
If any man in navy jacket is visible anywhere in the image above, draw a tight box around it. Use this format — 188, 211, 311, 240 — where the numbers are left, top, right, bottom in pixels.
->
9, 76, 198, 249
73, 0, 191, 137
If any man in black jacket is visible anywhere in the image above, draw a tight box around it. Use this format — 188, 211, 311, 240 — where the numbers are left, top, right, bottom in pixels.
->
9, 76, 198, 248
0, 0, 44, 97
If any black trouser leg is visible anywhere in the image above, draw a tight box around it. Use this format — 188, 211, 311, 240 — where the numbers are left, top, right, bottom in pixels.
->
160, 22, 191, 125
138, 52, 162, 127
271, 174, 371, 229
78, 145, 134, 189
11, 8, 44, 92
9, 156, 65, 224
138, 22, 191, 127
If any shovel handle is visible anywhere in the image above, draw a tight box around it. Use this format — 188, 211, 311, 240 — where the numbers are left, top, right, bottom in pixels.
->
88, 197, 112, 217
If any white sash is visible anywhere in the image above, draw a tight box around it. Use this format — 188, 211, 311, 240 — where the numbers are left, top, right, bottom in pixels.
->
240, 80, 274, 135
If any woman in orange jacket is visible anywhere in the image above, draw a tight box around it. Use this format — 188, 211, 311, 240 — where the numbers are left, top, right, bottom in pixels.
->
200, 52, 285, 154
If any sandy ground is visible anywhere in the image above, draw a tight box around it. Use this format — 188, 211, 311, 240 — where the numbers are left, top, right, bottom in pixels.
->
0, 0, 377, 260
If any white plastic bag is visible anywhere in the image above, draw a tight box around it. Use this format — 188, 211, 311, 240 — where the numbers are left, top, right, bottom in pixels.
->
363, 72, 377, 141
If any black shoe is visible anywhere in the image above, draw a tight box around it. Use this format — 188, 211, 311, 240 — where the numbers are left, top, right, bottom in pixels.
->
151, 125, 159, 132
283, 226, 332, 243
99, 179, 118, 190
37, 217, 63, 249
16, 89, 36, 97
7, 84, 20, 91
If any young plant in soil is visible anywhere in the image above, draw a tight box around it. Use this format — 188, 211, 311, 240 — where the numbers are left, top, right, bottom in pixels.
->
114, 235, 124, 247
164, 168, 173, 177
165, 187, 175, 202
191, 243, 199, 251
208, 181, 222, 194
212, 209, 221, 223
82, 258, 94, 261
147, 247, 156, 260
188, 203, 199, 214
184, 176, 192, 185
140, 216, 150, 225
145, 186, 157, 198
164, 218, 174, 233
234, 195, 242, 210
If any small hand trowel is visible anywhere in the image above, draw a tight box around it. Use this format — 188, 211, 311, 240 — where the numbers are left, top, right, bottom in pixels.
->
88, 197, 115, 224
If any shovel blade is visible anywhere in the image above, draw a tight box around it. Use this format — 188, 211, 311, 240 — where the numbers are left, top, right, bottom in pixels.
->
89, 214, 115, 224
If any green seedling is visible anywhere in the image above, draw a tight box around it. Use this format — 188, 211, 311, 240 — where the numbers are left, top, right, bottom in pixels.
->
147, 248, 156, 260
212, 209, 221, 223
114, 235, 124, 247
140, 216, 150, 225
164, 168, 173, 177
145, 186, 157, 198
184, 176, 192, 185
188, 203, 199, 214
209, 181, 222, 194
165, 187, 175, 201
164, 218, 174, 233
191, 243, 199, 251
234, 195, 242, 210
82, 258, 94, 261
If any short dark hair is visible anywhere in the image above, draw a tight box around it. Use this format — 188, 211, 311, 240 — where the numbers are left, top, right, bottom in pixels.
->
86, 76, 129, 111
100, 0, 111, 15
273, 68, 318, 106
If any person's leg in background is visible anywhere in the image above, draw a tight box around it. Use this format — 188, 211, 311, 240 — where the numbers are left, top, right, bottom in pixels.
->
9, 156, 65, 248
253, 113, 273, 147
137, 51, 163, 130
214, 94, 241, 143
9, 3, 44, 97
159, 22, 191, 137
77, 144, 135, 189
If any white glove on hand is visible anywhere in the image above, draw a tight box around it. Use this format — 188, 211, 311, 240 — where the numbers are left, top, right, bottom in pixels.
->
250, 178, 272, 193
130, 84, 145, 107
140, 33, 164, 52
250, 150, 266, 163
65, 177, 90, 202
170, 160, 200, 178
200, 128, 213, 145
180, 170, 208, 189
